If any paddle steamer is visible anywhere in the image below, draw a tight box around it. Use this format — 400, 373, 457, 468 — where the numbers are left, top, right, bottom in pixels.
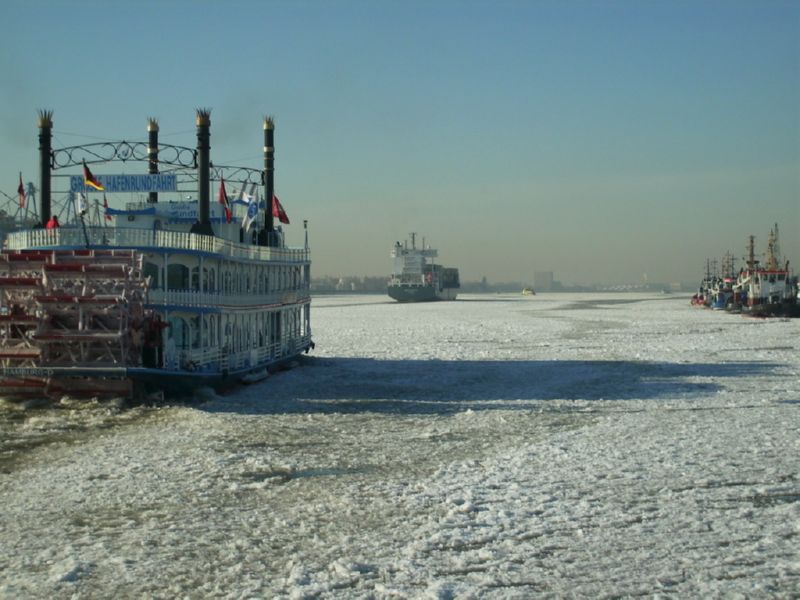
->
0, 110, 312, 399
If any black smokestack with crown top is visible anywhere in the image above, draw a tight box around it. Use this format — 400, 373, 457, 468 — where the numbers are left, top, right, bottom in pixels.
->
147, 118, 159, 204
260, 116, 275, 246
191, 108, 214, 235
38, 110, 53, 227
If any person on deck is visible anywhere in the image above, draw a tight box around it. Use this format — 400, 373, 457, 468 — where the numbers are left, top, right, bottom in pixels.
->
45, 215, 59, 229
143, 315, 170, 368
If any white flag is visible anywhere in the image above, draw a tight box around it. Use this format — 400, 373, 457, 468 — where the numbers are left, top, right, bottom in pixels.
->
75, 192, 87, 215
242, 193, 259, 232
237, 182, 257, 203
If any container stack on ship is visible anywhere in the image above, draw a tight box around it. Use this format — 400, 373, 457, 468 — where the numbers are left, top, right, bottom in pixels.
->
0, 110, 313, 400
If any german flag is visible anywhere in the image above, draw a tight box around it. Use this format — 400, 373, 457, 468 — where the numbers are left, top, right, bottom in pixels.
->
83, 160, 104, 191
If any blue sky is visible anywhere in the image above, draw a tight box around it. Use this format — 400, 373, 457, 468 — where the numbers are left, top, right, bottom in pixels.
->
2, 0, 798, 284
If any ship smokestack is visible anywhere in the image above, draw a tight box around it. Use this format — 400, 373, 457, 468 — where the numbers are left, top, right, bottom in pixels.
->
147, 118, 159, 204
192, 108, 214, 235
38, 110, 53, 227
260, 116, 275, 246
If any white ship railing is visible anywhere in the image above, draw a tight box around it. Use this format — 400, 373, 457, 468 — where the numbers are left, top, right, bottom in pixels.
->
5, 227, 309, 263
389, 274, 427, 285
148, 289, 306, 308
170, 334, 313, 373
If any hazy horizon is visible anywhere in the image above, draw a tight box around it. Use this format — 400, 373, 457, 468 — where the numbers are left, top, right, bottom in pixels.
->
2, 0, 797, 285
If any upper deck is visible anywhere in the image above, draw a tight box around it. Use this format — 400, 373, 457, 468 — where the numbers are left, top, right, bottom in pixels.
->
4, 226, 309, 265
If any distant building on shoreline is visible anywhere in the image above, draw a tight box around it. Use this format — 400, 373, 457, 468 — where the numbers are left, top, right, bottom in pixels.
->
310, 274, 694, 295
534, 271, 555, 292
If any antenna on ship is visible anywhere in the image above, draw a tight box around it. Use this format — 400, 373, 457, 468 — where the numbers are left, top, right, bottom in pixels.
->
410, 232, 416, 249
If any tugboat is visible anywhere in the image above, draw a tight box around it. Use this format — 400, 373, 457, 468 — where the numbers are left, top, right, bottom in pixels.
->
388, 233, 459, 302
710, 252, 736, 310
732, 224, 799, 317
0, 110, 313, 400
691, 258, 716, 307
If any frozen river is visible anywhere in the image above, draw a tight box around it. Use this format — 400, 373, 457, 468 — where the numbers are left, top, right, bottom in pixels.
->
1, 293, 798, 598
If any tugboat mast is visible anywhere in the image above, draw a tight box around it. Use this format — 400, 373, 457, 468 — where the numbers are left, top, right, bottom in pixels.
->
746, 235, 758, 271
766, 223, 781, 271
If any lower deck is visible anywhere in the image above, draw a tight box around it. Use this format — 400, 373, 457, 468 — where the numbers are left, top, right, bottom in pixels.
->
0, 239, 313, 398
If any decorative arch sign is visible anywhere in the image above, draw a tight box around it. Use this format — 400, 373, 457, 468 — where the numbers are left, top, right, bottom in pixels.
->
69, 174, 178, 193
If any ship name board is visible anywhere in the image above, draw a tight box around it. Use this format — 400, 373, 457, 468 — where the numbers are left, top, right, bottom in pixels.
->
70, 174, 178, 193
0, 367, 55, 377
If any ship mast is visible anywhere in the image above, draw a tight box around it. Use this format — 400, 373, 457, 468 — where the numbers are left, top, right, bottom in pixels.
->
746, 235, 758, 271
721, 251, 735, 279
765, 223, 781, 271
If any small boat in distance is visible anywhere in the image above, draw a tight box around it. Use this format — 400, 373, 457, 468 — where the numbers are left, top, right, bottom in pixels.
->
388, 233, 460, 302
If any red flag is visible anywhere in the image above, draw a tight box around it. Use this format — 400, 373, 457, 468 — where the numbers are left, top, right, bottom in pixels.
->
218, 177, 232, 223
103, 194, 112, 221
272, 194, 290, 224
17, 173, 25, 208
83, 160, 104, 191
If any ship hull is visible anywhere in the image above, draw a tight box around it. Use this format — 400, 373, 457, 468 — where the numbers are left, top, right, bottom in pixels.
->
387, 285, 457, 302
0, 233, 313, 401
741, 301, 800, 318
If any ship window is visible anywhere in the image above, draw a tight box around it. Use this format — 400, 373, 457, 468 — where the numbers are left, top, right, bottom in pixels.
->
191, 267, 200, 291
204, 267, 216, 293
143, 262, 160, 289
169, 317, 189, 350
191, 315, 201, 348
167, 264, 189, 289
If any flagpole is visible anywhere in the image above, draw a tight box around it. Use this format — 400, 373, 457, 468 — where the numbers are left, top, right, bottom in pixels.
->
78, 192, 90, 248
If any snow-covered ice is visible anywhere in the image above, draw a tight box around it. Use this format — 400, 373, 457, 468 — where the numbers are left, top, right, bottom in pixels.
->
1, 293, 798, 598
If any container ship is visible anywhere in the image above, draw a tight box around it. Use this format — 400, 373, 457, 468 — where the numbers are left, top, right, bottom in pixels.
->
388, 233, 459, 302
